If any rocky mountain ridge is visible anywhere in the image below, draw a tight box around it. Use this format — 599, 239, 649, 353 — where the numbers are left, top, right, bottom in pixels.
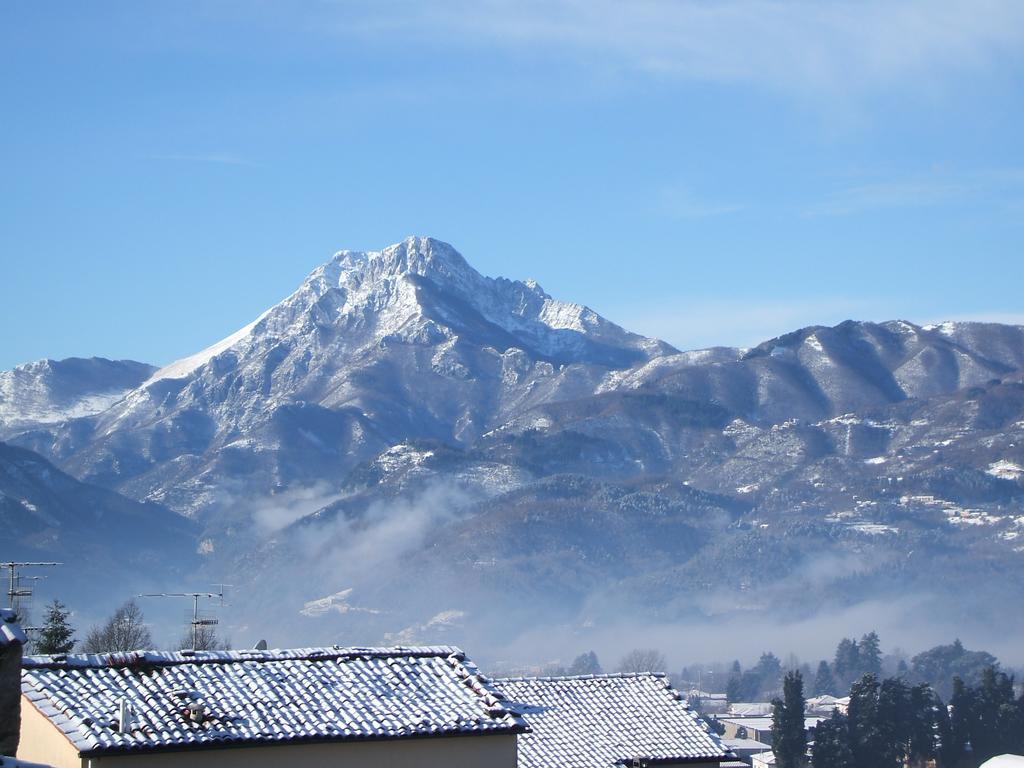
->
1, 237, 1022, 658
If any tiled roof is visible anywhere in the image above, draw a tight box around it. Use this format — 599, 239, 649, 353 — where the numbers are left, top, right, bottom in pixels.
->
0, 757, 53, 768
21, 646, 526, 756
493, 674, 731, 768
0, 609, 27, 648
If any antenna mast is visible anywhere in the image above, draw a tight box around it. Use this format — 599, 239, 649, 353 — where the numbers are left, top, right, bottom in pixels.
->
138, 586, 230, 650
2, 561, 60, 616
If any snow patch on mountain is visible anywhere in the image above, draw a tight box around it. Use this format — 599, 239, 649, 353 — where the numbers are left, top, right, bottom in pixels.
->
988, 460, 1023, 480
144, 312, 270, 386
0, 357, 155, 434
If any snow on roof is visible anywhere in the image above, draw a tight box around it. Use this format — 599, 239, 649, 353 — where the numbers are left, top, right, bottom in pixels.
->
0, 609, 27, 648
493, 674, 730, 768
21, 646, 526, 756
980, 757, 1024, 768
724, 738, 771, 750
0, 757, 53, 768
728, 702, 773, 716
721, 716, 824, 732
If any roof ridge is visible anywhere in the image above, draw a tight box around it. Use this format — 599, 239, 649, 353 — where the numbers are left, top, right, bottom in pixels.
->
492, 672, 669, 683
23, 644, 465, 670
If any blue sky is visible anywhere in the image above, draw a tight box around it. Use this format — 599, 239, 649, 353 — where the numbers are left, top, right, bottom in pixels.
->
2, 1, 1023, 369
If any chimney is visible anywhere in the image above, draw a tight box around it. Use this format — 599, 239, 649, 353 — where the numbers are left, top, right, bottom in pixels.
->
118, 698, 134, 734
0, 608, 28, 755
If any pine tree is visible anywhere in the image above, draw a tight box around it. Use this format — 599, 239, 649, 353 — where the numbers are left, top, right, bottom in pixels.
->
756, 651, 784, 695
812, 712, 854, 768
814, 660, 837, 696
875, 677, 911, 768
860, 632, 882, 678
968, 667, 1018, 761
938, 677, 972, 768
726, 661, 742, 702
771, 670, 808, 768
907, 683, 939, 766
35, 600, 75, 655
848, 674, 883, 768
834, 638, 860, 689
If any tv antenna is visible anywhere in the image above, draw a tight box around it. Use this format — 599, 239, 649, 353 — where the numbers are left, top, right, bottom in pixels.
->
2, 562, 60, 616
138, 585, 231, 651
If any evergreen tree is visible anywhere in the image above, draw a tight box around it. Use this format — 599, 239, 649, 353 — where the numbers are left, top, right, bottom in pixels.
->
812, 712, 854, 768
35, 599, 75, 655
740, 670, 764, 701
968, 667, 1019, 762
860, 632, 882, 678
875, 677, 911, 768
756, 651, 784, 695
907, 683, 939, 767
834, 638, 860, 689
911, 639, 998, 700
814, 660, 836, 696
726, 661, 743, 702
568, 651, 602, 675
938, 677, 971, 768
771, 670, 808, 768
847, 674, 884, 768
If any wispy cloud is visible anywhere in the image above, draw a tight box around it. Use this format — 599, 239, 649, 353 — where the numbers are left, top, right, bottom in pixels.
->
806, 179, 965, 216
327, 0, 1024, 95
660, 185, 741, 219
147, 153, 260, 168
807, 166, 1024, 216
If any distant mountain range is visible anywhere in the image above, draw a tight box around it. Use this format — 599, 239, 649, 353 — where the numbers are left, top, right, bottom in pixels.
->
2, 237, 1022, 661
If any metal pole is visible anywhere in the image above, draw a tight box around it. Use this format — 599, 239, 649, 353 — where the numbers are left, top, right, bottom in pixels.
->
192, 594, 199, 651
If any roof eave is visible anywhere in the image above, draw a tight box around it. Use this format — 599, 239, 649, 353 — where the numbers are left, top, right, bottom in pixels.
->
77, 723, 528, 758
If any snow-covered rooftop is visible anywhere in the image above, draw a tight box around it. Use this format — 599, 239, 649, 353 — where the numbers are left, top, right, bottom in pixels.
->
0, 609, 26, 648
980, 757, 1024, 768
0, 756, 53, 768
493, 673, 731, 768
21, 646, 526, 756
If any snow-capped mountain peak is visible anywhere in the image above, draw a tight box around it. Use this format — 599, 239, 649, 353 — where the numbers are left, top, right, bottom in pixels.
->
247, 236, 673, 366
31, 237, 674, 516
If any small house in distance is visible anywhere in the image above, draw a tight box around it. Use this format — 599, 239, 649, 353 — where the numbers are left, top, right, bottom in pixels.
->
18, 646, 526, 768
493, 673, 733, 768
